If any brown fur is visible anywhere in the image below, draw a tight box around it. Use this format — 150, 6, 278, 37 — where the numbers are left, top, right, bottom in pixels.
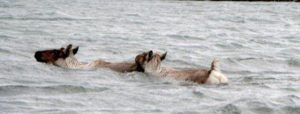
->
163, 69, 211, 84
34, 44, 78, 64
34, 48, 65, 63
91, 60, 143, 73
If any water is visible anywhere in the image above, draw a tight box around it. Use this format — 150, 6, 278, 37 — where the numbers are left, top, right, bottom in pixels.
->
0, 0, 300, 113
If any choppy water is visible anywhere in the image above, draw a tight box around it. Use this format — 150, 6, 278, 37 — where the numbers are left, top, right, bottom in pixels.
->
1, 0, 300, 113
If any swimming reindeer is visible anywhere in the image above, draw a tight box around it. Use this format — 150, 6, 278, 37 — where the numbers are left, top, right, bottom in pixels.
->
34, 44, 145, 73
135, 51, 228, 84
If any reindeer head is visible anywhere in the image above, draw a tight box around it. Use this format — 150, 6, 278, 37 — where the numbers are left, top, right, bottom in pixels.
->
34, 44, 78, 64
135, 50, 167, 72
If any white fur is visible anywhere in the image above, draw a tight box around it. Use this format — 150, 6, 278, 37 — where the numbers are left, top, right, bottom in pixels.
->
53, 51, 137, 72
54, 54, 98, 70
205, 59, 228, 84
205, 70, 228, 84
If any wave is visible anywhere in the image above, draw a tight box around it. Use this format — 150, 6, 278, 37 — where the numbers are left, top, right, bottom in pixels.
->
0, 85, 109, 96
287, 58, 300, 67
0, 17, 99, 21
217, 104, 242, 114
0, 10, 99, 21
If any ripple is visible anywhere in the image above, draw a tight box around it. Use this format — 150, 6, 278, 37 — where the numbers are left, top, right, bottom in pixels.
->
0, 85, 109, 96
0, 17, 99, 21
217, 104, 241, 114
245, 100, 274, 114
288, 58, 300, 67
282, 106, 300, 114
192, 91, 205, 97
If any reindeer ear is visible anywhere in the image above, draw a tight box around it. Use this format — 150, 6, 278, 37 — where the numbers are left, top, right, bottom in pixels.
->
72, 46, 79, 55
160, 52, 167, 61
63, 44, 73, 58
66, 44, 72, 51
148, 50, 153, 57
60, 47, 65, 51
146, 50, 153, 61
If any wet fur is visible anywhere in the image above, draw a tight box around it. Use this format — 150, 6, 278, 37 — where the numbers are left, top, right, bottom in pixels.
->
35, 44, 144, 73
139, 51, 228, 84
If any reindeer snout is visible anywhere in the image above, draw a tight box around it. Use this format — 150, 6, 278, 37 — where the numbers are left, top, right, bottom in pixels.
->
34, 51, 43, 62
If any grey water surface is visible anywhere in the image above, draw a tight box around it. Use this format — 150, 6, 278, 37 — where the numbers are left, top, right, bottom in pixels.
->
0, 0, 300, 114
